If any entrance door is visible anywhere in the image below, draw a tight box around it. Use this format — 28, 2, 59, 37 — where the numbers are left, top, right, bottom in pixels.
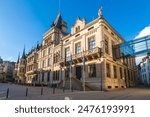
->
76, 66, 82, 80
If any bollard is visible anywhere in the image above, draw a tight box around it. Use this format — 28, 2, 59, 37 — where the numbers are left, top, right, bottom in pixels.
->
63, 87, 65, 93
41, 87, 43, 95
26, 88, 28, 97
64, 97, 70, 100
53, 87, 55, 94
6, 88, 9, 98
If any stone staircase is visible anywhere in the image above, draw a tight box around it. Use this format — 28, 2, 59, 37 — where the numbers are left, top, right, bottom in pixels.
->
59, 77, 97, 91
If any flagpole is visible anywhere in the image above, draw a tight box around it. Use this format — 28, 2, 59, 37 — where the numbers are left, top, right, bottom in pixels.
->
63, 49, 67, 90
83, 67, 85, 92
70, 65, 72, 92
82, 48, 85, 92
70, 52, 72, 92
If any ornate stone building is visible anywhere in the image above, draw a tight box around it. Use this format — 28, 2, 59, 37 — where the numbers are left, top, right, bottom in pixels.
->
17, 9, 137, 90
139, 53, 150, 85
16, 48, 26, 84
25, 43, 41, 84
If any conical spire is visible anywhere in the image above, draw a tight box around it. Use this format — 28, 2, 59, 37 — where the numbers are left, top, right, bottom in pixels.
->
51, 12, 63, 29
21, 46, 26, 59
17, 53, 20, 64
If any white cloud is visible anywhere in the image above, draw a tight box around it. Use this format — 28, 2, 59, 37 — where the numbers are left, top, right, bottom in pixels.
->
134, 25, 150, 64
135, 55, 145, 65
135, 25, 150, 39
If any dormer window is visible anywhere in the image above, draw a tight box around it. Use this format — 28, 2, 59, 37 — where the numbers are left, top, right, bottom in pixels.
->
75, 26, 80, 33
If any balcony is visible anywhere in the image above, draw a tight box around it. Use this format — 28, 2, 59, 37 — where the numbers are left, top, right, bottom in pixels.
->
59, 47, 101, 66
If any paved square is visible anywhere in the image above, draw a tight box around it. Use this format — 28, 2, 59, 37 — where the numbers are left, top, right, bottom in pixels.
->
0, 83, 150, 100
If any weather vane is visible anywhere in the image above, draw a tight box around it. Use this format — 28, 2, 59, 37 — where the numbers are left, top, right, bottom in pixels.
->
59, 0, 61, 13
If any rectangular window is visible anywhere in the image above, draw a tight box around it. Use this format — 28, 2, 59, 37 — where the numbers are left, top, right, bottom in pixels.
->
43, 50, 46, 57
128, 70, 131, 80
88, 64, 96, 77
65, 47, 70, 57
47, 71, 50, 82
124, 69, 127, 80
88, 37, 95, 50
57, 71, 59, 81
105, 40, 109, 54
48, 58, 51, 66
75, 43, 81, 54
53, 71, 56, 81
120, 67, 123, 79
106, 63, 111, 77
42, 72, 44, 82
48, 48, 52, 54
42, 60, 45, 68
113, 65, 117, 78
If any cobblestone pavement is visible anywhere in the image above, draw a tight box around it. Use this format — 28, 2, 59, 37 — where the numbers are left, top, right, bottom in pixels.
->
0, 83, 150, 100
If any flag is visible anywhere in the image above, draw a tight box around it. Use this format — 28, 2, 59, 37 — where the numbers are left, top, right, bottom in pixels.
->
64, 50, 67, 66
70, 52, 73, 65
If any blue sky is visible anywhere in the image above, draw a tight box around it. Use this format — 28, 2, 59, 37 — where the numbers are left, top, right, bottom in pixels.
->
0, 0, 150, 62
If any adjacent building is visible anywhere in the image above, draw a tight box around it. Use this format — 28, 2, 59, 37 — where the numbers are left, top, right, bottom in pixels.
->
16, 8, 137, 90
0, 57, 5, 81
3, 61, 15, 82
139, 53, 150, 85
0, 56, 15, 82
25, 44, 41, 84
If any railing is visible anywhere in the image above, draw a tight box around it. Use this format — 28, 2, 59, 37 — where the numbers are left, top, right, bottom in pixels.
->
60, 47, 101, 65
85, 47, 100, 56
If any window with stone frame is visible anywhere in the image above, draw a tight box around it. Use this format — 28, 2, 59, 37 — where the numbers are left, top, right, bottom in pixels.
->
47, 70, 51, 82
124, 69, 127, 80
65, 47, 70, 58
75, 42, 81, 54
104, 35, 109, 54
56, 70, 59, 81
113, 65, 117, 78
88, 64, 96, 77
53, 71, 55, 80
43, 50, 46, 57
54, 52, 60, 63
42, 60, 45, 68
106, 63, 111, 78
42, 72, 44, 82
48, 48, 52, 55
75, 26, 80, 33
88, 36, 95, 50
104, 39, 109, 54
120, 67, 123, 79
48, 58, 51, 66
128, 70, 131, 80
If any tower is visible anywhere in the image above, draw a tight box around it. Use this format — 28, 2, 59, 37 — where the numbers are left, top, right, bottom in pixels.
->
17, 47, 27, 84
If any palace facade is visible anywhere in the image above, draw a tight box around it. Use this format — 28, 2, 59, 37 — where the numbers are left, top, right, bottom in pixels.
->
15, 9, 137, 90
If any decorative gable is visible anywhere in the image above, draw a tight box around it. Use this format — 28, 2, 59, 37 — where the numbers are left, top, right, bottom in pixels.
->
71, 17, 86, 34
